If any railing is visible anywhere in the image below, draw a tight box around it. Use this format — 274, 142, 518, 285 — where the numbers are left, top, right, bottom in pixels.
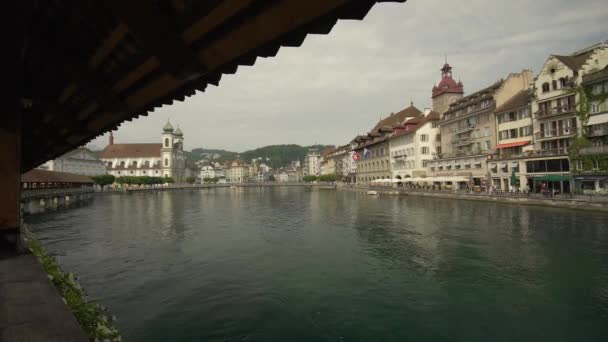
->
537, 148, 568, 156
452, 125, 475, 134
586, 127, 608, 138
451, 137, 473, 146
535, 106, 575, 119
21, 187, 94, 200
535, 128, 576, 140
579, 145, 608, 155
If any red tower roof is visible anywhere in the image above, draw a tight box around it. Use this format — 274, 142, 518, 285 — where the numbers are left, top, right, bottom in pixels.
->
432, 63, 464, 98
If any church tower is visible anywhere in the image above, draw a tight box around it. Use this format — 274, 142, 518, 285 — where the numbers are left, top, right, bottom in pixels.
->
161, 120, 175, 179
431, 60, 464, 115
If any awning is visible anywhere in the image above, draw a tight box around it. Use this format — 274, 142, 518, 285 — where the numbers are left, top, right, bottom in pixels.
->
534, 175, 570, 181
496, 140, 531, 149
587, 113, 608, 126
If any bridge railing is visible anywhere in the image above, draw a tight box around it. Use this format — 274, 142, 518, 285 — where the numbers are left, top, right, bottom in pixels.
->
21, 187, 94, 200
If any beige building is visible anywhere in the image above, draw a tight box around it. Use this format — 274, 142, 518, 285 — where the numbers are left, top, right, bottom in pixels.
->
490, 90, 534, 190
226, 160, 246, 183
528, 42, 608, 193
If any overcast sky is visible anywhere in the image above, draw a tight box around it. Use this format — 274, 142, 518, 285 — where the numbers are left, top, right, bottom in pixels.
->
89, 0, 607, 152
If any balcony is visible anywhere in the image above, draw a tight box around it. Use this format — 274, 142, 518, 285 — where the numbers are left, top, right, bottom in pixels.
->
451, 137, 473, 147
452, 125, 475, 134
536, 106, 576, 119
535, 128, 576, 141
579, 145, 608, 155
586, 127, 608, 138
537, 148, 568, 157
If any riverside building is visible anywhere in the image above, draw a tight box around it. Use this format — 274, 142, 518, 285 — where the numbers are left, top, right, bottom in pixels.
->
100, 121, 187, 182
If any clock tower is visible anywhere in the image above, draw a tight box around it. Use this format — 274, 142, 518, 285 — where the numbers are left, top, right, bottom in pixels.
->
431, 60, 464, 115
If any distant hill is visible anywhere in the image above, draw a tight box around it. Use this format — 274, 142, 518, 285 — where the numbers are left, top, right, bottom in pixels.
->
187, 144, 335, 167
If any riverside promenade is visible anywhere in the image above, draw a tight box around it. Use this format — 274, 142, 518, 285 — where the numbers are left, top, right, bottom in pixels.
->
0, 253, 88, 342
340, 185, 608, 212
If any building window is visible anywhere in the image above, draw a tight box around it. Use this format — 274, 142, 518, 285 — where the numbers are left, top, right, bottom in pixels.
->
164, 158, 169, 166
420, 134, 428, 142
421, 147, 429, 155
552, 80, 558, 91
164, 138, 170, 147
559, 77, 568, 88
485, 141, 491, 150
591, 102, 600, 114
542, 82, 550, 93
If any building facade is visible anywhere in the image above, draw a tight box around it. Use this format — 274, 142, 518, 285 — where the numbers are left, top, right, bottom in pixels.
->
428, 70, 533, 189
39, 148, 107, 176
304, 149, 321, 176
389, 109, 441, 182
352, 105, 422, 184
572, 64, 608, 191
100, 121, 187, 182
529, 43, 608, 193
226, 160, 246, 183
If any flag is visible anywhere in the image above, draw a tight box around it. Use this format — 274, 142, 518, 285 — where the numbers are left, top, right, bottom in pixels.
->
353, 152, 360, 161
363, 148, 372, 159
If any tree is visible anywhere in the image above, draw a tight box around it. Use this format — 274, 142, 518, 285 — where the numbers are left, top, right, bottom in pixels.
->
91, 174, 115, 189
318, 174, 336, 182
268, 174, 276, 182
302, 175, 318, 182
164, 177, 175, 184
186, 176, 196, 184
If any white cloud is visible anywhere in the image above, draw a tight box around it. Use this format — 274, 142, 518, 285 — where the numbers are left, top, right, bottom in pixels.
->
89, 0, 607, 152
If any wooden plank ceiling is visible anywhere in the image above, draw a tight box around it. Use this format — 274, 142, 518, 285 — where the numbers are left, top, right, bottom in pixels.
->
19, 0, 406, 171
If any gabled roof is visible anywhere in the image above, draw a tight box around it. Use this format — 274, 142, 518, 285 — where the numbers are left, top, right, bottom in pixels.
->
99, 143, 162, 159
553, 50, 595, 72
495, 89, 532, 113
372, 105, 422, 131
390, 111, 441, 138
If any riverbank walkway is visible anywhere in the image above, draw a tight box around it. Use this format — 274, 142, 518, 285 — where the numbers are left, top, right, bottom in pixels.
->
0, 252, 88, 341
101, 182, 336, 193
342, 185, 608, 212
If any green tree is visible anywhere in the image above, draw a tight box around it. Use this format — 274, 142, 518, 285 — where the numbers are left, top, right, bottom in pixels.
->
91, 174, 115, 189
186, 176, 196, 184
318, 174, 337, 182
268, 175, 276, 182
302, 175, 318, 182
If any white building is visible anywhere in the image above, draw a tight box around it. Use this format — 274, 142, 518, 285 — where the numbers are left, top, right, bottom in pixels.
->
200, 165, 216, 180
39, 148, 107, 176
304, 149, 321, 176
389, 109, 441, 181
100, 121, 187, 182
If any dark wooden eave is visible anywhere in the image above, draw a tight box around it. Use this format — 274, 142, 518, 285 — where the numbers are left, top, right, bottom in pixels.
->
17, 0, 406, 171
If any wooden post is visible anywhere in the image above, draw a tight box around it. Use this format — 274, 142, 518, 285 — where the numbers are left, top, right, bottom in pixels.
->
0, 104, 22, 252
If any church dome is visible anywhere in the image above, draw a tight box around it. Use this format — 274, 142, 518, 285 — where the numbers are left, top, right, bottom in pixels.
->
163, 120, 174, 133
174, 127, 183, 137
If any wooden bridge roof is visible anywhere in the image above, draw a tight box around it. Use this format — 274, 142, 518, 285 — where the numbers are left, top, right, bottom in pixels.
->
21, 169, 94, 185
16, 0, 406, 171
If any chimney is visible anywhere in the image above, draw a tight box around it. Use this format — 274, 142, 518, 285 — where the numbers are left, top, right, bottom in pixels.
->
424, 108, 432, 116
109, 132, 114, 145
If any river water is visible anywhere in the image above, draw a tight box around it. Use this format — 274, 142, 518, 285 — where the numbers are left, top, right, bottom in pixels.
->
26, 187, 608, 341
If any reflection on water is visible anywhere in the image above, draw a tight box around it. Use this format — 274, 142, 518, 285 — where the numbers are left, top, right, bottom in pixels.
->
27, 188, 608, 341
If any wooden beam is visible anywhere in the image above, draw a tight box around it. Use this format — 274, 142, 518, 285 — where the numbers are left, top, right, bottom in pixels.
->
0, 104, 21, 233
109, 0, 207, 80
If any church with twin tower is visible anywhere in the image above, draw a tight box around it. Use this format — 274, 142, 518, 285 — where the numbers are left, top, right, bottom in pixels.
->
100, 120, 187, 182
